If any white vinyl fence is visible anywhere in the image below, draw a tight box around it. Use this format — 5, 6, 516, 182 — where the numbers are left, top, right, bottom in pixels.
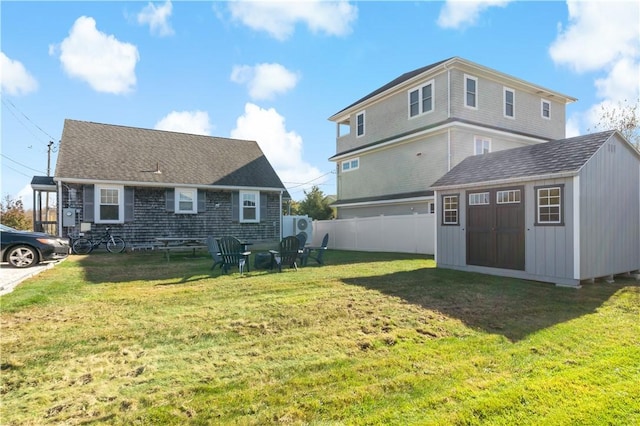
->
312, 214, 435, 255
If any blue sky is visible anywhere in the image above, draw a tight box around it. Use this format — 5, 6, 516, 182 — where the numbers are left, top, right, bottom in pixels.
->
2, 1, 639, 209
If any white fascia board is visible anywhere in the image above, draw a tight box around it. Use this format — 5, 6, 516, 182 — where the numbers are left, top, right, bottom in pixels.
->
54, 177, 284, 193
334, 195, 434, 208
330, 121, 547, 162
430, 171, 578, 192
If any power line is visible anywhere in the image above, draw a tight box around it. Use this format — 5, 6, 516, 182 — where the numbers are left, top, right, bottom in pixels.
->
1, 153, 47, 174
1, 97, 57, 144
1, 163, 34, 178
283, 170, 335, 189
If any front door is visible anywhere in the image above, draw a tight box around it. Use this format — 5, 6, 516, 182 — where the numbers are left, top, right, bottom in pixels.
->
466, 187, 525, 270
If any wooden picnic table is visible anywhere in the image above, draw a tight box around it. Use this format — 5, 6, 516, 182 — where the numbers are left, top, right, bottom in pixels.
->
156, 237, 208, 261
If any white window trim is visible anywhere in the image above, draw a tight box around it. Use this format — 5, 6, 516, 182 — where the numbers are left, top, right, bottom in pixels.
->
469, 192, 490, 205
541, 99, 551, 120
497, 189, 521, 204
175, 187, 198, 214
408, 79, 435, 118
341, 157, 359, 173
443, 195, 459, 225
239, 190, 260, 223
95, 184, 124, 224
503, 87, 515, 119
474, 136, 491, 155
464, 74, 478, 110
356, 111, 365, 138
537, 187, 562, 224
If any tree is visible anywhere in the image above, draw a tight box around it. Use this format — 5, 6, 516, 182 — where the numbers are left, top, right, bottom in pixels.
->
591, 98, 640, 151
1, 196, 33, 230
297, 186, 334, 220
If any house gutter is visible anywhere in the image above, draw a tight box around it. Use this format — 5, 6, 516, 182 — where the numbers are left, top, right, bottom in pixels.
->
53, 177, 285, 193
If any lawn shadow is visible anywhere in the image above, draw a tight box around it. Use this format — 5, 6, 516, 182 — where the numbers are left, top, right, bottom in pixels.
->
342, 267, 637, 342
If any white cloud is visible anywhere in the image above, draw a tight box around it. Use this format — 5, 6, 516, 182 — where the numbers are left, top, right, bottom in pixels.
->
154, 111, 213, 136
550, 1, 640, 134
0, 52, 38, 96
137, 1, 174, 37
228, 0, 357, 41
437, 0, 511, 29
230, 103, 322, 195
53, 16, 139, 94
231, 63, 300, 100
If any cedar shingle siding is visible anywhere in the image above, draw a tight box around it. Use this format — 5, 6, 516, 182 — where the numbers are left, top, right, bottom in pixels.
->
55, 120, 286, 245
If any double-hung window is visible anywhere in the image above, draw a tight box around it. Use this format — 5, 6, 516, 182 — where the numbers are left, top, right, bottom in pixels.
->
465, 75, 477, 109
541, 100, 551, 119
95, 185, 123, 223
240, 190, 259, 223
408, 80, 434, 117
442, 195, 459, 225
536, 186, 563, 225
504, 88, 515, 118
474, 136, 491, 155
356, 111, 365, 137
175, 188, 197, 214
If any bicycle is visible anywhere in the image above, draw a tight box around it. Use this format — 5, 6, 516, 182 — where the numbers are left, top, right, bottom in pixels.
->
72, 227, 126, 254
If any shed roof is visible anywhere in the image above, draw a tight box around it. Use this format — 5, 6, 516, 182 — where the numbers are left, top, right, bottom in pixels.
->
431, 131, 617, 190
55, 119, 286, 191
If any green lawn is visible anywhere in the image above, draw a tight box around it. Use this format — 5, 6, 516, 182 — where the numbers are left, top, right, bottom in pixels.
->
1, 250, 638, 425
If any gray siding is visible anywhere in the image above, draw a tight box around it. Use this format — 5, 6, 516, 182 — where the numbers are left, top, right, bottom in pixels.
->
337, 71, 449, 154
337, 200, 433, 219
338, 132, 449, 200
61, 184, 281, 245
579, 135, 640, 278
448, 69, 566, 140
525, 178, 574, 281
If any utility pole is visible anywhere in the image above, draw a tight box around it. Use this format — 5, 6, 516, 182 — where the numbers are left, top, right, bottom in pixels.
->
45, 141, 54, 232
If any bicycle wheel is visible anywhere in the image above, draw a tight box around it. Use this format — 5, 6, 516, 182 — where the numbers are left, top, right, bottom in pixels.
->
106, 236, 126, 253
73, 238, 93, 254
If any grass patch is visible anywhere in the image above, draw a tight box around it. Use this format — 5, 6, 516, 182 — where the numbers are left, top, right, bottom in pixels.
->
1, 250, 638, 425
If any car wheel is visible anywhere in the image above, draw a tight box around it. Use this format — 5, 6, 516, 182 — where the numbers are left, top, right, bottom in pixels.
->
7, 245, 39, 268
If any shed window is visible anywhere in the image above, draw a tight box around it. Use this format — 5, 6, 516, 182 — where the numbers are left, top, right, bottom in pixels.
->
469, 192, 490, 205
442, 195, 459, 225
536, 186, 563, 225
497, 189, 521, 204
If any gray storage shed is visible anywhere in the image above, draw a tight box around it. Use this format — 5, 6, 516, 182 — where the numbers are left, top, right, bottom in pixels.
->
431, 131, 640, 287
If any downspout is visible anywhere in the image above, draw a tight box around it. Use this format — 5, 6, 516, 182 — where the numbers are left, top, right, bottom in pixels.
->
279, 191, 283, 240
445, 62, 452, 171
57, 182, 63, 237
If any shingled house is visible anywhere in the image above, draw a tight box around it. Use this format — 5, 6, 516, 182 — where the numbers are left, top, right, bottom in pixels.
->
54, 119, 287, 246
431, 130, 640, 287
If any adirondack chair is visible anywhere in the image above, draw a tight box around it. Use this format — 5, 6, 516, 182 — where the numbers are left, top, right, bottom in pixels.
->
270, 235, 300, 272
206, 236, 223, 270
218, 236, 251, 274
302, 233, 329, 266
295, 232, 308, 265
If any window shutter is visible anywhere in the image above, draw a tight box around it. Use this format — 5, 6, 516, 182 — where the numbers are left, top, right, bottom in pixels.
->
260, 193, 267, 222
124, 187, 134, 222
83, 185, 94, 222
231, 192, 239, 222
197, 190, 206, 213
166, 189, 175, 212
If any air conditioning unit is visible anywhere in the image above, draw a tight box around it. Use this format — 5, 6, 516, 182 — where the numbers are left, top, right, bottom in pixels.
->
283, 215, 313, 242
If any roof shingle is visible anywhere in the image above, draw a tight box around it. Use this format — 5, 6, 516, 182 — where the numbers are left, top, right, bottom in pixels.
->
55, 119, 286, 190
431, 131, 616, 189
